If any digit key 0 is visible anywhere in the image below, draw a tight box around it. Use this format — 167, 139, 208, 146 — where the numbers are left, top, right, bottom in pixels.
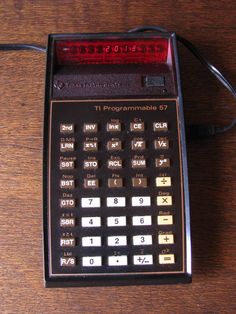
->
43, 31, 191, 287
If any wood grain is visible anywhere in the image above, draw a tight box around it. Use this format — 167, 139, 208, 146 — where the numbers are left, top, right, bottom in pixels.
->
0, 1, 236, 313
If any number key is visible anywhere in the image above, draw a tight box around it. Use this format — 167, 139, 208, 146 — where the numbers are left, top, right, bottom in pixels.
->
132, 216, 152, 226
107, 216, 127, 227
81, 197, 101, 208
132, 196, 151, 206
107, 236, 127, 246
82, 236, 101, 247
82, 256, 102, 267
81, 217, 101, 227
133, 235, 152, 245
107, 197, 126, 207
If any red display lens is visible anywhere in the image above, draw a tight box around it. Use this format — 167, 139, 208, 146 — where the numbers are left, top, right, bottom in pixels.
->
55, 38, 169, 65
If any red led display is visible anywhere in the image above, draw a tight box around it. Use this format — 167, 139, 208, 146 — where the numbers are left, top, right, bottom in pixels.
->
55, 38, 169, 65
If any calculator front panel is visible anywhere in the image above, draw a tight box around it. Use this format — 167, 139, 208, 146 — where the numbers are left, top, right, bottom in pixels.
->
46, 99, 187, 281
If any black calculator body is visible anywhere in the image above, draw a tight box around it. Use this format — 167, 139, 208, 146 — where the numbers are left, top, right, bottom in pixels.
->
43, 31, 191, 287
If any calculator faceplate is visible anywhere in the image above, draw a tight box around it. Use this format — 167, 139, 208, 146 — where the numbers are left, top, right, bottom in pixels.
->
44, 98, 191, 286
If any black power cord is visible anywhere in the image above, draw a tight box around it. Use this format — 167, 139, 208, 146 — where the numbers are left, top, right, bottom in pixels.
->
128, 25, 236, 139
185, 123, 236, 141
1, 27, 235, 139
0, 43, 46, 52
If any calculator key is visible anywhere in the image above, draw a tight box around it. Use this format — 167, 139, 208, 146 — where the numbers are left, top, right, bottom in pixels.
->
82, 236, 102, 247
82, 256, 102, 267
132, 216, 152, 226
60, 179, 75, 189
60, 217, 75, 228
59, 198, 75, 208
157, 196, 172, 206
59, 160, 75, 170
81, 197, 101, 208
83, 140, 98, 152
131, 139, 146, 150
132, 196, 151, 206
133, 235, 152, 245
107, 140, 122, 151
132, 177, 147, 188
156, 177, 171, 187
133, 255, 153, 265
108, 255, 128, 266
83, 123, 98, 133
154, 139, 169, 149
131, 157, 146, 169
60, 237, 76, 247
108, 178, 123, 188
81, 217, 101, 227
130, 122, 145, 132
107, 236, 127, 246
158, 234, 174, 244
107, 197, 126, 207
60, 257, 76, 267
60, 142, 74, 152
83, 159, 99, 170
155, 157, 170, 168
84, 178, 99, 189
107, 216, 127, 227
60, 123, 74, 134
153, 122, 168, 132
107, 158, 123, 169
107, 122, 121, 132
157, 215, 173, 225
159, 254, 175, 264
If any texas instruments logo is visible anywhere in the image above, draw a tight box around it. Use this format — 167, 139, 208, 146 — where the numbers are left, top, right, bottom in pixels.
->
54, 80, 65, 90
54, 80, 122, 90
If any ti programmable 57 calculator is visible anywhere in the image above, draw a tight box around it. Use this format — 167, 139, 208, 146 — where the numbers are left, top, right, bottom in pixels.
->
43, 31, 191, 287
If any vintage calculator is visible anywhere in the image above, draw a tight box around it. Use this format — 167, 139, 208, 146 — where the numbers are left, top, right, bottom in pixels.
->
43, 31, 191, 287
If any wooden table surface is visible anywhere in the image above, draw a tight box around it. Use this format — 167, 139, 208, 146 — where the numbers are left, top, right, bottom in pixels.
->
0, 1, 236, 313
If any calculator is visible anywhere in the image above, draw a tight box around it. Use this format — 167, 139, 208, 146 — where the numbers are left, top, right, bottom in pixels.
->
43, 31, 191, 287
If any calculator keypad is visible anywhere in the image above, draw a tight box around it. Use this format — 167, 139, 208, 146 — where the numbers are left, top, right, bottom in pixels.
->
48, 99, 185, 277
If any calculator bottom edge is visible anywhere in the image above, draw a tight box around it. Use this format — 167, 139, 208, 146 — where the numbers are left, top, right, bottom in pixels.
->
44, 274, 192, 288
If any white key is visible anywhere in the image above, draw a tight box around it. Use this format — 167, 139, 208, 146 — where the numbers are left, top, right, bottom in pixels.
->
156, 177, 171, 187
133, 255, 153, 265
107, 216, 127, 227
82, 256, 102, 267
107, 236, 127, 246
157, 215, 173, 225
158, 234, 174, 244
132, 196, 151, 207
107, 197, 126, 207
82, 236, 101, 247
108, 255, 128, 266
81, 197, 101, 208
81, 217, 101, 227
159, 254, 175, 264
133, 235, 152, 245
132, 216, 152, 226
157, 196, 172, 206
